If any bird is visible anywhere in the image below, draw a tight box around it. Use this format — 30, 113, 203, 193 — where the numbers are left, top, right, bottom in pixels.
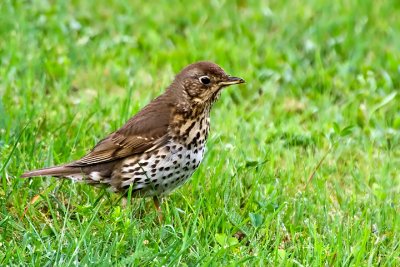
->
21, 61, 245, 217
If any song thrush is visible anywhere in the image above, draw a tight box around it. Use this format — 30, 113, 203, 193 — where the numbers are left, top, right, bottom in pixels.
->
21, 61, 244, 214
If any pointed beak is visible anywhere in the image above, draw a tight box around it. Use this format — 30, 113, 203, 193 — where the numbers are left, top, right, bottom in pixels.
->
219, 76, 245, 86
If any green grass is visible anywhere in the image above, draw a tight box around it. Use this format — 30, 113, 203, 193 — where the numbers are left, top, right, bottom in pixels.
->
1, 0, 399, 265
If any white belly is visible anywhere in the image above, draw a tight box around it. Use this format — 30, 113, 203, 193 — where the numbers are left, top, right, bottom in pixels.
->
118, 140, 205, 196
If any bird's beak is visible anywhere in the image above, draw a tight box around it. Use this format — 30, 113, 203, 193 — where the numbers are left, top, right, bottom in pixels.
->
219, 76, 245, 86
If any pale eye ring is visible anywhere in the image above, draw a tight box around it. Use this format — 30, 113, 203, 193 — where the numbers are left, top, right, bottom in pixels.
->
199, 76, 211, 85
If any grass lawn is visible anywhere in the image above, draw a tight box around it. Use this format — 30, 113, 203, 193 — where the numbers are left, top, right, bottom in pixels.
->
1, 0, 399, 265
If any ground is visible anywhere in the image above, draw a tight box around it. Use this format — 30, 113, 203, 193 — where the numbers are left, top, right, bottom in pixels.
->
0, 0, 399, 265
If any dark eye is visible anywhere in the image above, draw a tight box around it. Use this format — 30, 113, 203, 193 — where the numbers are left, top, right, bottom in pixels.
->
199, 76, 211, 85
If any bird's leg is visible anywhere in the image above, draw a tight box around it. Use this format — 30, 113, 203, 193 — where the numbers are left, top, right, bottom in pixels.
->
121, 196, 128, 208
153, 196, 163, 222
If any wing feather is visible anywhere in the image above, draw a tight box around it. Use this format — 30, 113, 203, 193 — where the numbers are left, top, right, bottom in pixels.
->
67, 94, 174, 167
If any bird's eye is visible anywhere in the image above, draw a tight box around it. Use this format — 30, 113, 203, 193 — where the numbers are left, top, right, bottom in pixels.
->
199, 76, 211, 85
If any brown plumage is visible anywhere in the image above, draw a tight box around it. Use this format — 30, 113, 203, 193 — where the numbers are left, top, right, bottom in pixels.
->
21, 61, 244, 214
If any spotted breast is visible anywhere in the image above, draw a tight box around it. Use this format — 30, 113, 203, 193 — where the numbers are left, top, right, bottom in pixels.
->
105, 115, 210, 196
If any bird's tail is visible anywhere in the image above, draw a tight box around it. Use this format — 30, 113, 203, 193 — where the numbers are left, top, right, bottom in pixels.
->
21, 165, 83, 179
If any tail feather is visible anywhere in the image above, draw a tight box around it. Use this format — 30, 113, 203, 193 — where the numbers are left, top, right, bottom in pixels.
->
21, 165, 81, 178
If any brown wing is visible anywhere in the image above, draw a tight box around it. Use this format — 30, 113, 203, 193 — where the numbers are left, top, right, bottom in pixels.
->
67, 94, 174, 167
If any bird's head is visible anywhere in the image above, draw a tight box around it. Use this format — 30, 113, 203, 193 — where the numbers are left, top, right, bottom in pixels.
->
171, 61, 245, 108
